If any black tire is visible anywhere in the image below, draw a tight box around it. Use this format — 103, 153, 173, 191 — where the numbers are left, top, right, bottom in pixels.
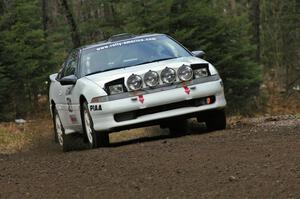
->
53, 110, 59, 143
81, 101, 109, 148
53, 108, 75, 152
168, 119, 189, 137
205, 109, 226, 131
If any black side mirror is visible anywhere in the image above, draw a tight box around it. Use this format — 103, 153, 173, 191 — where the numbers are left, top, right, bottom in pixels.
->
192, 50, 205, 58
60, 75, 77, 86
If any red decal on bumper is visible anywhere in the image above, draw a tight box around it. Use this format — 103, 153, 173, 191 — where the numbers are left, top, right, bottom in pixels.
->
184, 86, 190, 95
138, 95, 144, 104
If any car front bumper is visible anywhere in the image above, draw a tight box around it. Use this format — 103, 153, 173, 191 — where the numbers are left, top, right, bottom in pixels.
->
90, 77, 226, 132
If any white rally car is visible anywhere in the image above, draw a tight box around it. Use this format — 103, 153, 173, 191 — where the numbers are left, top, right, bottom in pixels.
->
49, 33, 227, 151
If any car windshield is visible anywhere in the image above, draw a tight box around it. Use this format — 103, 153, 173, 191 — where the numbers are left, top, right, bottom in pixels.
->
81, 35, 192, 76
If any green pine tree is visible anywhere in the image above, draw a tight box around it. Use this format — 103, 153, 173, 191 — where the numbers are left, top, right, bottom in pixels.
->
0, 0, 53, 119
122, 0, 262, 114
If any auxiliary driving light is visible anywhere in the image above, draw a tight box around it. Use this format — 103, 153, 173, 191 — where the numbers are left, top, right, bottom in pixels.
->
127, 74, 143, 91
178, 65, 193, 81
161, 67, 176, 83
144, 70, 159, 87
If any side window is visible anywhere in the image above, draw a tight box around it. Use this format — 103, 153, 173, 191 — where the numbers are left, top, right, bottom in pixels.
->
56, 64, 64, 80
62, 51, 78, 78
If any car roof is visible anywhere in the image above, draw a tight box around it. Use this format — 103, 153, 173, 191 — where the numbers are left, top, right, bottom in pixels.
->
79, 33, 165, 51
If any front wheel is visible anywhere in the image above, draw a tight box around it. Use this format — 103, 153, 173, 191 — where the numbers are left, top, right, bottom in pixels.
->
205, 109, 226, 131
53, 108, 74, 152
82, 102, 109, 148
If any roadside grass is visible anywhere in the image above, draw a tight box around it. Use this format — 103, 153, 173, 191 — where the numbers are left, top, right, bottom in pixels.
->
0, 123, 32, 154
0, 112, 166, 153
0, 117, 52, 154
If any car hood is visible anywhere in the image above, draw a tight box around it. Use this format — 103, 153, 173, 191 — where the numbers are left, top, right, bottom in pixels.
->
84, 56, 212, 88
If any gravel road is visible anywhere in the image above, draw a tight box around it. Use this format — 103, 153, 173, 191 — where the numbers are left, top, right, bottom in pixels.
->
0, 116, 299, 199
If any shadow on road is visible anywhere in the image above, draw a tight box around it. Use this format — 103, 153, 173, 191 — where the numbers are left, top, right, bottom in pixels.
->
19, 119, 213, 154
109, 134, 171, 147
109, 120, 210, 148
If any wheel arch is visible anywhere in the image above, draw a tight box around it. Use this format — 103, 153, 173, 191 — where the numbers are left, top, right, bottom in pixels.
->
50, 99, 56, 118
79, 95, 87, 111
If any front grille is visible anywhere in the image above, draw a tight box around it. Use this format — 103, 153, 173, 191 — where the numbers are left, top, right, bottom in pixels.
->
114, 96, 215, 122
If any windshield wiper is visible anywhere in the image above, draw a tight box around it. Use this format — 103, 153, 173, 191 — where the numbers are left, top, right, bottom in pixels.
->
135, 57, 179, 66
85, 66, 125, 76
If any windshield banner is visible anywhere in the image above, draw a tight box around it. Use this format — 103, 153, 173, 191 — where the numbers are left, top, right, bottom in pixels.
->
96, 37, 158, 51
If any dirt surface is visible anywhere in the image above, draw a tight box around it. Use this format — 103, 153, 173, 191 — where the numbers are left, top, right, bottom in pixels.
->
0, 116, 299, 199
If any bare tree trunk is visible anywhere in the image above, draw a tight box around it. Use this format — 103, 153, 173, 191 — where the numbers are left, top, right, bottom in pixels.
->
250, 0, 261, 62
60, 0, 81, 48
0, 1, 4, 15
42, 0, 48, 38
229, 0, 236, 11
169, 0, 187, 33
0, 0, 11, 15
14, 81, 26, 119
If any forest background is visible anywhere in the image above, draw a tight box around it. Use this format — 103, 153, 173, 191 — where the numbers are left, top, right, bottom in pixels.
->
0, 0, 299, 121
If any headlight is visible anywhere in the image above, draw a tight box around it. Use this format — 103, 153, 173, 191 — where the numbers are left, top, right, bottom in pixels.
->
194, 68, 209, 78
177, 65, 193, 81
144, 70, 159, 87
108, 84, 123, 95
127, 74, 143, 91
161, 67, 176, 83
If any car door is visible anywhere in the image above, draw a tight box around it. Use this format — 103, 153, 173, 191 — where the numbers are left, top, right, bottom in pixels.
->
56, 50, 79, 130
51, 65, 65, 107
